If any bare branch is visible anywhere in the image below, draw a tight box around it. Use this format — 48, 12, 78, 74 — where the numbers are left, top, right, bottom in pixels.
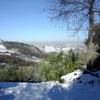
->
48, 0, 100, 46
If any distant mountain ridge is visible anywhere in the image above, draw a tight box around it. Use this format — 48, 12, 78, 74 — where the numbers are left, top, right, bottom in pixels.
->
2, 41, 46, 58
0, 41, 46, 66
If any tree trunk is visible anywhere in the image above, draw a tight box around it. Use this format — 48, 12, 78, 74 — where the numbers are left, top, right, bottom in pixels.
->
88, 0, 95, 48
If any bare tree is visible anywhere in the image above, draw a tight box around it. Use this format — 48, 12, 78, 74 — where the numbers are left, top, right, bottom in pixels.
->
48, 0, 100, 48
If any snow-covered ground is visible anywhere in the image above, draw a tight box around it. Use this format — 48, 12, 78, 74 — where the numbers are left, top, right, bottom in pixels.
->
0, 69, 100, 100
0, 44, 16, 55
44, 46, 61, 53
44, 46, 83, 53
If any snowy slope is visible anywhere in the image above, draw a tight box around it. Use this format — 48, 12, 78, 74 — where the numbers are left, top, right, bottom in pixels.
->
0, 44, 16, 57
0, 41, 46, 65
0, 70, 100, 100
0, 44, 6, 50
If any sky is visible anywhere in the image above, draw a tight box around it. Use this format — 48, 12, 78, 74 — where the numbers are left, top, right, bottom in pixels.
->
0, 0, 87, 42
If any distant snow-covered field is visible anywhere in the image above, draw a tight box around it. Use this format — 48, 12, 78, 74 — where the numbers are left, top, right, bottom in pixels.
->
32, 41, 86, 53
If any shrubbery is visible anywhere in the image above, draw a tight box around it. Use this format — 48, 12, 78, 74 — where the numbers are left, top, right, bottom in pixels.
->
36, 51, 81, 82
0, 47, 98, 82
76, 47, 98, 66
36, 48, 98, 82
0, 65, 35, 82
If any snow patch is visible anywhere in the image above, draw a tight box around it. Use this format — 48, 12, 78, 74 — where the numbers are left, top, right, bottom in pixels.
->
0, 70, 100, 100
0, 44, 6, 49
61, 70, 83, 84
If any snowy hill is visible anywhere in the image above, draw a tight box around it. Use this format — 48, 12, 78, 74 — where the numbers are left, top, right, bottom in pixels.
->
0, 69, 100, 100
0, 41, 46, 65
3, 41, 46, 58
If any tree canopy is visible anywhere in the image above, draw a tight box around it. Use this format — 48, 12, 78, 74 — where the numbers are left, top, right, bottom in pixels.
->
49, 0, 100, 47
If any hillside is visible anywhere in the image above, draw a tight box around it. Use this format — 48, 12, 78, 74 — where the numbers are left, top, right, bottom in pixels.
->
0, 41, 46, 66
3, 41, 46, 58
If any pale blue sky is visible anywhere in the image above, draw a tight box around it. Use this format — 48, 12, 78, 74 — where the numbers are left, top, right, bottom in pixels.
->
0, 0, 87, 42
